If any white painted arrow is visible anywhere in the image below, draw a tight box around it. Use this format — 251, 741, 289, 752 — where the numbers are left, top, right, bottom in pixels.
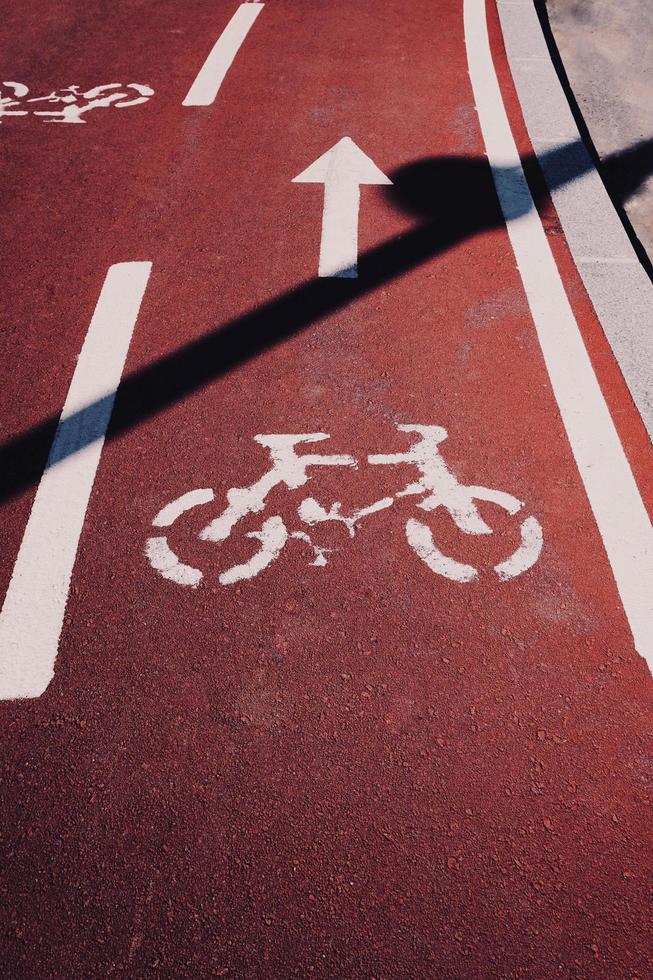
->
292, 137, 392, 278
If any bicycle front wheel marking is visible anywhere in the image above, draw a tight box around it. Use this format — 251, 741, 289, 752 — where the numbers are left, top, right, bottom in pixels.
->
494, 516, 543, 582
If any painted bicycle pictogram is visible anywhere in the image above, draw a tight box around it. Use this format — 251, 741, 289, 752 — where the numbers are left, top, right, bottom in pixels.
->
0, 81, 154, 123
145, 424, 543, 589
145, 425, 543, 586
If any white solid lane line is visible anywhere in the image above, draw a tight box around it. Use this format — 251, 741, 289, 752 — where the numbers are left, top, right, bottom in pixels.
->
292, 137, 392, 278
182, 3, 264, 107
0, 262, 152, 700
463, 0, 653, 670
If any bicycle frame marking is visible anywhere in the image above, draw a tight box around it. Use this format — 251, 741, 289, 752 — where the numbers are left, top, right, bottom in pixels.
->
145, 424, 543, 588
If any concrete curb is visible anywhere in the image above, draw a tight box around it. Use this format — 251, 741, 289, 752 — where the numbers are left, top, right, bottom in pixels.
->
497, 0, 653, 439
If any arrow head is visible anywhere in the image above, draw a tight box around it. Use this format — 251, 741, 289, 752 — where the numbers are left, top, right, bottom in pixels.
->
292, 136, 392, 186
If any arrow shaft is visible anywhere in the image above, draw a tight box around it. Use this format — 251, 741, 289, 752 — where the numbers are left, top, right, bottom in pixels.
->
319, 180, 361, 278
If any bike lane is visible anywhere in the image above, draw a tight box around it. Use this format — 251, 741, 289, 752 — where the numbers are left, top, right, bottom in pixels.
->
1, 1, 652, 977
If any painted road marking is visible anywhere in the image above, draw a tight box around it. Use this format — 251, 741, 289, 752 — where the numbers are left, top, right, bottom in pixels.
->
292, 136, 392, 279
182, 3, 264, 107
0, 82, 154, 123
292, 137, 392, 278
0, 262, 152, 700
146, 425, 542, 587
146, 488, 215, 587
464, 0, 653, 669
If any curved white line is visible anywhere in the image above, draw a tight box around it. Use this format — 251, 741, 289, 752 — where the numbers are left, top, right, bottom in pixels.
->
145, 537, 203, 588
464, 0, 653, 670
495, 515, 543, 581
406, 518, 478, 583
219, 515, 288, 586
152, 488, 214, 527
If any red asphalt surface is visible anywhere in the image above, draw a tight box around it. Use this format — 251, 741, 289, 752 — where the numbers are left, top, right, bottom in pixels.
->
1, 1, 652, 977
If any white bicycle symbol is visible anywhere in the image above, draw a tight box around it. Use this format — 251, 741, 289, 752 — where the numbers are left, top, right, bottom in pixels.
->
0, 81, 154, 123
145, 424, 543, 588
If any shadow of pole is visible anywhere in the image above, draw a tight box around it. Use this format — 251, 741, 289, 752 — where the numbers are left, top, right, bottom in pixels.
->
1, 137, 652, 506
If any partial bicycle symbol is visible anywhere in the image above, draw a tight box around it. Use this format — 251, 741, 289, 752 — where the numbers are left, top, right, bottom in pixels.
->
0, 82, 154, 124
145, 424, 543, 588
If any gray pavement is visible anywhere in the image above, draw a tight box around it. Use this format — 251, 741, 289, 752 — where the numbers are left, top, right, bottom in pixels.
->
546, 0, 653, 262
498, 0, 653, 438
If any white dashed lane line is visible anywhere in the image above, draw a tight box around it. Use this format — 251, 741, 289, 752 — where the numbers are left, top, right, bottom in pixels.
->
0, 262, 152, 700
182, 3, 264, 107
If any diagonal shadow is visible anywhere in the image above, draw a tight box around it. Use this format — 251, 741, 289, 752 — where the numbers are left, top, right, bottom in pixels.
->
1, 137, 652, 506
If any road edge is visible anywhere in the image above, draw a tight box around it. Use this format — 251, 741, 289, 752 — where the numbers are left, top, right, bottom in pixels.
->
539, 0, 653, 280
495, 0, 653, 441
464, 0, 653, 672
